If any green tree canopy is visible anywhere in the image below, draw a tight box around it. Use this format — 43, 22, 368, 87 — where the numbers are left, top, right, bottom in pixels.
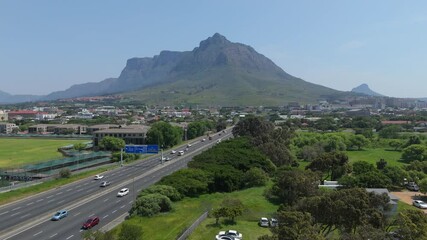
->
99, 136, 125, 151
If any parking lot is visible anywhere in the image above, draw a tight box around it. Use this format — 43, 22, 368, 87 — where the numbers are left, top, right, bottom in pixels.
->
391, 191, 427, 213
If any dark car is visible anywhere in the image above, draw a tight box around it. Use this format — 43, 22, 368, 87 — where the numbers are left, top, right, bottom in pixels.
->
82, 216, 100, 229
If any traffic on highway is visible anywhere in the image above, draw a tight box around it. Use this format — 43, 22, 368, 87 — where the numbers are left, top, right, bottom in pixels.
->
0, 130, 232, 240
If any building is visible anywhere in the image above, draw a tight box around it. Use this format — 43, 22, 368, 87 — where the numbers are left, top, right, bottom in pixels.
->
0, 110, 7, 121
28, 124, 88, 134
86, 124, 120, 134
7, 110, 39, 120
0, 122, 18, 134
93, 125, 150, 147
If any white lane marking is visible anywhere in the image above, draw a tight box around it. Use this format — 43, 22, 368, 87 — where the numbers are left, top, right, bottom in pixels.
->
49, 233, 58, 238
111, 173, 116, 176
12, 207, 21, 211
88, 213, 94, 217
102, 215, 109, 219
79, 230, 83, 232
120, 205, 125, 209
66, 235, 74, 239
116, 199, 121, 203
47, 199, 55, 203
33, 231, 43, 236
56, 192, 63, 195
76, 189, 82, 192
83, 183, 89, 185
36, 199, 43, 202
129, 201, 133, 204
86, 189, 92, 193
0, 211, 9, 216
112, 210, 117, 214
103, 198, 109, 202
20, 213, 31, 219
58, 200, 65, 204
46, 195, 53, 199
26, 202, 34, 206
10, 211, 21, 217
66, 188, 72, 192
73, 212, 81, 217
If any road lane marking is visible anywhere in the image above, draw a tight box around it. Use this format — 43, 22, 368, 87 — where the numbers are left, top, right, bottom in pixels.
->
120, 205, 125, 209
116, 200, 121, 203
129, 201, 133, 204
47, 199, 55, 203
88, 213, 94, 217
56, 192, 63, 195
36, 199, 44, 202
26, 202, 34, 206
112, 210, 117, 214
79, 230, 83, 232
58, 200, 65, 204
12, 207, 21, 211
33, 231, 43, 236
77, 189, 82, 192
103, 198, 109, 202
102, 215, 109, 219
66, 235, 74, 239
46, 195, 53, 199
0, 211, 9, 216
10, 211, 21, 217
73, 212, 81, 217
20, 213, 30, 219
86, 189, 92, 193
83, 183, 89, 185
49, 233, 58, 238
66, 188, 72, 192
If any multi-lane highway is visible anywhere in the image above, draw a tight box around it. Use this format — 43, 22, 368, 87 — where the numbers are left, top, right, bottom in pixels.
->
0, 130, 232, 240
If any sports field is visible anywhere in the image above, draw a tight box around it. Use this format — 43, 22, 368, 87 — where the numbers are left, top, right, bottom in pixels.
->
0, 138, 88, 168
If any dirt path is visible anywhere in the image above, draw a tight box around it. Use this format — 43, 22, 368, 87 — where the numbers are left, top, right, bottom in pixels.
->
391, 191, 427, 213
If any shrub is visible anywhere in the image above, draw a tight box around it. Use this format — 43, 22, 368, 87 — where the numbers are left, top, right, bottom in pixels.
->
129, 193, 172, 217
138, 185, 182, 201
58, 168, 71, 178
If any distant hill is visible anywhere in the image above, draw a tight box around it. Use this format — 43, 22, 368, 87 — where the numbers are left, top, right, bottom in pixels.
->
0, 90, 41, 104
351, 84, 385, 97
39, 33, 346, 106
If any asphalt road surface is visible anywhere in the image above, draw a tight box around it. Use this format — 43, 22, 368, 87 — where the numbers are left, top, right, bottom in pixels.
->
0, 130, 232, 240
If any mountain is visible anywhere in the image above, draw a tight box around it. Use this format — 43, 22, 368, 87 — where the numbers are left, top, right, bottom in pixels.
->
41, 33, 346, 106
351, 84, 385, 97
0, 90, 41, 104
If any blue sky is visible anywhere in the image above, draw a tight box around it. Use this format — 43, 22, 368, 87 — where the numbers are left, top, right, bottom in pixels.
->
1, 1, 427, 98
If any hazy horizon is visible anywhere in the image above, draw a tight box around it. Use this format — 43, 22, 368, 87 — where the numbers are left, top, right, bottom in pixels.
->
2, 1, 427, 98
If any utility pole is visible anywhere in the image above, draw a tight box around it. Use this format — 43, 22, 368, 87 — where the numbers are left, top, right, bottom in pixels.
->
120, 148, 123, 167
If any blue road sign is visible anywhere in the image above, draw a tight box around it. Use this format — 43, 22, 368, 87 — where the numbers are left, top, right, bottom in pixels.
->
125, 145, 159, 154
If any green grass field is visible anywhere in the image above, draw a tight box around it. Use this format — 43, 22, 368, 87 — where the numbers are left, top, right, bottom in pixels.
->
0, 138, 87, 168
346, 148, 405, 167
117, 186, 278, 240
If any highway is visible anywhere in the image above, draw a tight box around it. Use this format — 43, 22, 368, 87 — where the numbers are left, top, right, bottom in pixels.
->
0, 130, 232, 240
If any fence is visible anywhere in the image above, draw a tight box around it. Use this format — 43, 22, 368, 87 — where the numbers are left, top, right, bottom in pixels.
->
177, 211, 208, 240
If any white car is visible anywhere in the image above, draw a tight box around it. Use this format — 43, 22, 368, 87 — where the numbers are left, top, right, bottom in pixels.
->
187, 143, 192, 147
171, 150, 176, 154
201, 138, 206, 142
178, 150, 184, 156
413, 200, 427, 209
117, 188, 129, 197
216, 230, 242, 240
94, 174, 104, 180
259, 217, 269, 227
161, 156, 171, 161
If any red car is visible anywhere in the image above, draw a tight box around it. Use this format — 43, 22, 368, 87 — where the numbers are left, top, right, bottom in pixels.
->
82, 216, 100, 229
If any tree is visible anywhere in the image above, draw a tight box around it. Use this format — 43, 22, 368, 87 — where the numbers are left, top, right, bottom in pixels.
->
138, 185, 182, 201
73, 142, 86, 152
376, 159, 388, 170
118, 222, 143, 240
402, 144, 427, 162
403, 135, 422, 148
378, 125, 401, 139
352, 161, 376, 175
306, 152, 351, 181
99, 136, 125, 151
393, 209, 427, 240
419, 178, 427, 194
389, 139, 403, 151
348, 134, 369, 150
270, 210, 325, 240
220, 198, 244, 222
129, 193, 172, 217
382, 166, 407, 187
146, 121, 183, 148
211, 207, 227, 225
159, 168, 211, 197
269, 169, 320, 206
243, 168, 269, 187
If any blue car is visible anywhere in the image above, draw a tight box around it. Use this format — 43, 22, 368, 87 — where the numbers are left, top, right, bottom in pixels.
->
51, 210, 68, 221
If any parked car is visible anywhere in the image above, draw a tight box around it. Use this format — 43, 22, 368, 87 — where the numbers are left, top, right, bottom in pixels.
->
100, 181, 110, 187
216, 230, 242, 240
82, 216, 100, 229
215, 235, 235, 240
51, 210, 68, 221
259, 217, 269, 227
270, 218, 278, 227
406, 182, 419, 191
413, 200, 427, 209
117, 188, 129, 197
94, 174, 104, 180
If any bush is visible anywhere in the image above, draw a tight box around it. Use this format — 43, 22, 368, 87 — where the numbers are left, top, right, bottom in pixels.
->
129, 193, 172, 217
159, 168, 211, 197
243, 167, 269, 187
58, 168, 71, 178
138, 185, 182, 201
